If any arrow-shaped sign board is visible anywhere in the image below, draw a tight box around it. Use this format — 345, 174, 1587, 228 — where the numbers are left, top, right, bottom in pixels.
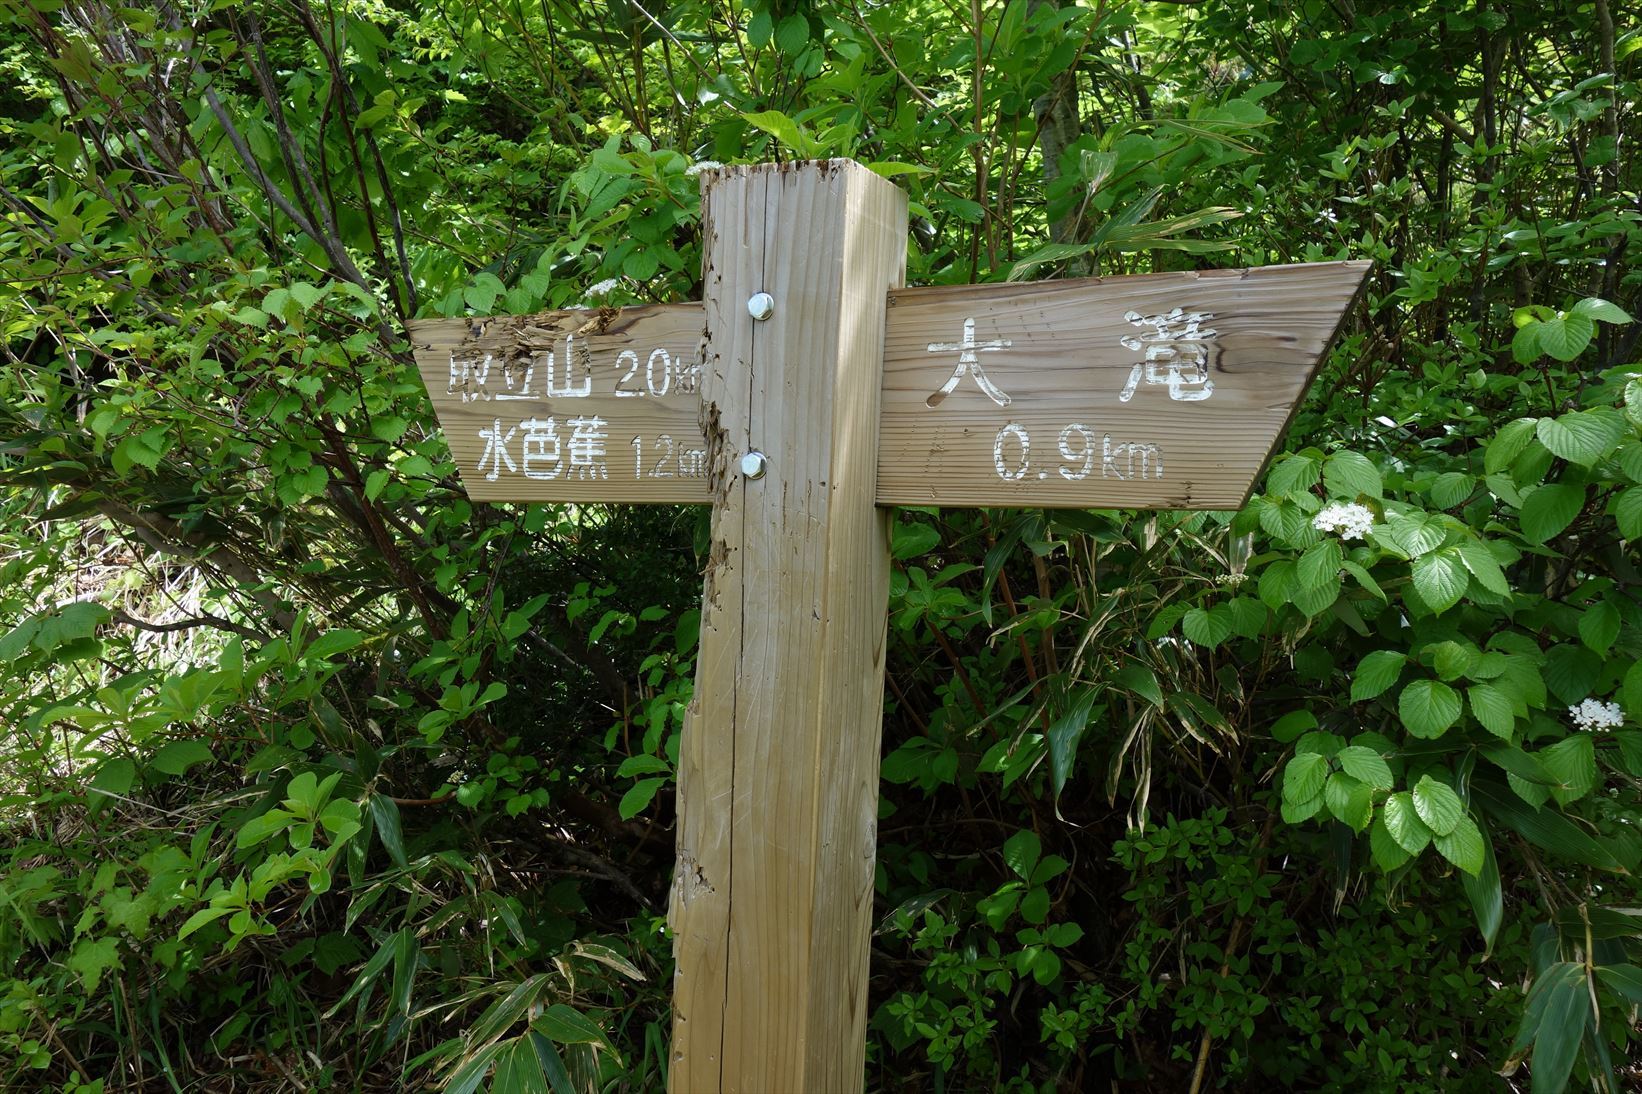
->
407, 160, 1368, 1093
410, 261, 1368, 511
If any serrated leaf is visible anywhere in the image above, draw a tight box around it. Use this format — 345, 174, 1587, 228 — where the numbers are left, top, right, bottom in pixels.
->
891, 522, 940, 559
1324, 772, 1373, 832
1323, 450, 1382, 498
1412, 549, 1469, 614
1537, 410, 1623, 465
1280, 793, 1324, 823
1578, 601, 1620, 655
1383, 791, 1432, 854
1468, 683, 1515, 739
1456, 540, 1510, 595
1182, 606, 1233, 648
1399, 679, 1462, 739
1429, 471, 1473, 509
1539, 734, 1596, 805
1370, 812, 1412, 871
1535, 313, 1595, 361
1430, 640, 1477, 681
1519, 483, 1584, 544
1486, 419, 1538, 474
1412, 774, 1464, 836
1282, 752, 1329, 804
1336, 745, 1394, 789
1569, 296, 1632, 323
1434, 814, 1485, 875
1297, 539, 1343, 591
1351, 650, 1407, 701
1615, 487, 1642, 540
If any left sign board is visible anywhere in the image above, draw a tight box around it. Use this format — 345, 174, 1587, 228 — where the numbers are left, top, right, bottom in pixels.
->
408, 306, 712, 503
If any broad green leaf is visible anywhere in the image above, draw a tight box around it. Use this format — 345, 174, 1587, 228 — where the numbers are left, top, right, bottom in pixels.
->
1399, 679, 1462, 739
1324, 772, 1373, 832
1485, 418, 1538, 474
1537, 410, 1623, 465
891, 522, 940, 559
1534, 313, 1595, 361
1569, 296, 1632, 323
88, 757, 137, 801
1002, 830, 1040, 880
1323, 450, 1382, 498
1456, 540, 1510, 595
1595, 964, 1642, 1006
1351, 650, 1407, 701
1467, 683, 1515, 739
1282, 752, 1329, 804
1280, 792, 1323, 824
1382, 792, 1432, 855
1182, 606, 1233, 648
1411, 775, 1464, 836
1430, 640, 1477, 681
1474, 782, 1629, 873
1369, 811, 1411, 871
1336, 745, 1394, 789
1411, 549, 1468, 613
1539, 734, 1596, 805
1614, 486, 1642, 540
368, 795, 407, 869
1434, 814, 1484, 875
1297, 539, 1343, 590
1527, 965, 1591, 1093
1578, 601, 1620, 655
1429, 471, 1473, 509
150, 739, 214, 777
1519, 483, 1584, 544
1270, 710, 1318, 743
618, 777, 665, 820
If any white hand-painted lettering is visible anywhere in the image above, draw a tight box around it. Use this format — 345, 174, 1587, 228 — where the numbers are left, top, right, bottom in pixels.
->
1102, 433, 1164, 480
520, 417, 563, 479
927, 317, 1013, 407
476, 419, 517, 480
566, 416, 609, 479
993, 422, 1030, 480
1118, 308, 1216, 403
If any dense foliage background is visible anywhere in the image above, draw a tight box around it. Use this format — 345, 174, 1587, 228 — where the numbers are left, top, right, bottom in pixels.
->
1, 0, 1639, 1090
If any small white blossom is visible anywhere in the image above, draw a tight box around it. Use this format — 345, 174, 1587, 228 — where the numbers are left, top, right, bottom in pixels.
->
685, 160, 724, 178
1315, 208, 1339, 225
1569, 699, 1625, 732
1312, 502, 1376, 540
585, 278, 620, 298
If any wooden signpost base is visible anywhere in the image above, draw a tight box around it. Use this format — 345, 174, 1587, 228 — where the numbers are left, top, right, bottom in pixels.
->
407, 158, 1369, 1093
669, 162, 907, 1092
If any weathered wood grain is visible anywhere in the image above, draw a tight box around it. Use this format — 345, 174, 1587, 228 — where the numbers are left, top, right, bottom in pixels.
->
667, 160, 905, 1093
414, 261, 1368, 511
406, 305, 710, 503
877, 260, 1371, 509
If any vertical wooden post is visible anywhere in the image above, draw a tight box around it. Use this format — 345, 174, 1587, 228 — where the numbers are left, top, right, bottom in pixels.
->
668, 161, 908, 1092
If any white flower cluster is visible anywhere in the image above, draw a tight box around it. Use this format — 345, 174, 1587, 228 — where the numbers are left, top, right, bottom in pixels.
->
1312, 502, 1376, 540
685, 160, 724, 178
1569, 699, 1625, 732
585, 278, 620, 298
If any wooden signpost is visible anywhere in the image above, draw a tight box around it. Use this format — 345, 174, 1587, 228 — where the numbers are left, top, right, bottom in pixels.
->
408, 160, 1369, 1092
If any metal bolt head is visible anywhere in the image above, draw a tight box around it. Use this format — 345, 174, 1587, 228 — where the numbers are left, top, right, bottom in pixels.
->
739, 451, 768, 480
747, 292, 775, 321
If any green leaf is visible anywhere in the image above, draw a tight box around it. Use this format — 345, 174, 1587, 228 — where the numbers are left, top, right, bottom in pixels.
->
1323, 450, 1382, 498
1282, 752, 1329, 804
1270, 709, 1318, 744
1527, 966, 1591, 1094
1398, 679, 1462, 739
1048, 691, 1096, 800
533, 1004, 607, 1046
1486, 418, 1538, 474
1569, 296, 1633, 323
1429, 471, 1473, 509
1594, 964, 1642, 1006
1537, 410, 1623, 466
1297, 539, 1343, 591
1351, 650, 1407, 701
1003, 830, 1040, 880
1114, 662, 1163, 706
1616, 487, 1642, 540
1539, 734, 1596, 805
1578, 601, 1620, 655
1535, 313, 1595, 361
1519, 483, 1585, 544
1456, 540, 1510, 595
1474, 782, 1629, 873
87, 757, 137, 802
1336, 745, 1394, 789
741, 110, 822, 157
1324, 772, 1374, 832
150, 739, 213, 777
1182, 606, 1233, 648
1460, 820, 1502, 949
1430, 640, 1477, 681
1411, 775, 1464, 836
891, 521, 940, 559
618, 777, 665, 820
1434, 814, 1484, 875
368, 795, 407, 868
1626, 660, 1642, 719
1467, 683, 1515, 739
1411, 549, 1468, 613
1369, 812, 1412, 871
1382, 792, 1432, 855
